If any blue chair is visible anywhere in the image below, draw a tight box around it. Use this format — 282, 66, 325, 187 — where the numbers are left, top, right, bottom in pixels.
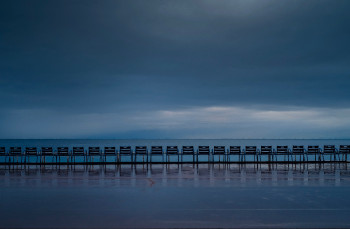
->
245, 146, 258, 162
229, 146, 243, 162
166, 146, 179, 162
151, 146, 163, 163
119, 146, 132, 163
213, 146, 226, 162
0, 147, 7, 163
88, 147, 101, 163
135, 146, 148, 163
104, 147, 117, 162
197, 146, 210, 162
72, 147, 85, 163
9, 147, 23, 163
41, 147, 55, 163
260, 146, 273, 162
182, 146, 195, 163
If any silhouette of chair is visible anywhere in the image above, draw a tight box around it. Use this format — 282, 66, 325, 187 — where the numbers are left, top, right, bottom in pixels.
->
41, 147, 55, 163
307, 145, 320, 161
229, 146, 243, 162
88, 147, 101, 162
260, 146, 273, 162
197, 146, 210, 162
104, 147, 117, 162
0, 147, 7, 163
339, 145, 350, 161
245, 146, 258, 162
57, 147, 70, 163
323, 145, 338, 161
72, 147, 85, 163
9, 147, 23, 163
276, 146, 290, 161
213, 146, 226, 162
182, 146, 195, 163
292, 145, 305, 161
166, 146, 179, 162
135, 146, 148, 163
119, 146, 132, 163
151, 146, 163, 163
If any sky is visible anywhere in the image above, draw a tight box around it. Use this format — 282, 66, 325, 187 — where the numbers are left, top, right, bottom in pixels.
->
1, 0, 350, 139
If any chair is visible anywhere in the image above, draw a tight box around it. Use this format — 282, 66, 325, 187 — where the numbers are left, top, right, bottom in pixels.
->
9, 147, 23, 163
323, 145, 338, 161
135, 146, 148, 163
276, 146, 290, 161
57, 147, 70, 163
307, 145, 320, 161
24, 147, 38, 163
88, 147, 101, 162
260, 146, 273, 162
197, 146, 210, 162
213, 146, 226, 162
72, 147, 85, 163
182, 146, 195, 163
119, 146, 132, 162
245, 146, 258, 162
339, 145, 350, 161
229, 146, 243, 162
292, 145, 305, 161
166, 146, 179, 162
0, 147, 6, 163
150, 146, 163, 163
104, 147, 117, 162
41, 147, 55, 163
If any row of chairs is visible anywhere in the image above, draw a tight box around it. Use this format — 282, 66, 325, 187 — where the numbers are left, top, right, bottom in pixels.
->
1, 145, 350, 163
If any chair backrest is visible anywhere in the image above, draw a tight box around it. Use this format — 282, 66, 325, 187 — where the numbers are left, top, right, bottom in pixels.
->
198, 146, 210, 154
292, 145, 304, 154
260, 146, 272, 154
151, 146, 163, 154
0, 147, 5, 154
308, 145, 319, 154
323, 145, 335, 154
229, 146, 241, 154
89, 147, 100, 154
73, 147, 84, 154
10, 147, 22, 154
245, 146, 257, 154
120, 146, 131, 154
135, 146, 147, 154
41, 147, 53, 154
104, 147, 116, 154
57, 147, 69, 154
213, 146, 225, 154
166, 146, 178, 154
339, 145, 350, 153
276, 146, 288, 154
182, 146, 194, 154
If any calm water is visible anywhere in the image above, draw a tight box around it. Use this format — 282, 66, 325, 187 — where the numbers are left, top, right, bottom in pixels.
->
1, 139, 350, 149
1, 140, 350, 228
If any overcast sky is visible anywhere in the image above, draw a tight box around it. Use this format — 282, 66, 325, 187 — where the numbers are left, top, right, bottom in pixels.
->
1, 0, 350, 139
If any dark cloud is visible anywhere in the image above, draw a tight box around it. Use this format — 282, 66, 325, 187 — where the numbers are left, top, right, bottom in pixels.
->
1, 0, 350, 138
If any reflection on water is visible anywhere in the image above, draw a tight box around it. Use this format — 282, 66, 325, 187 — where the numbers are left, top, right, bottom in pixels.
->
1, 163, 349, 187
1, 163, 350, 228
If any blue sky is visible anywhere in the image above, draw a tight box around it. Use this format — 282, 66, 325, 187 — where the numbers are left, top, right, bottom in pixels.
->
1, 0, 350, 139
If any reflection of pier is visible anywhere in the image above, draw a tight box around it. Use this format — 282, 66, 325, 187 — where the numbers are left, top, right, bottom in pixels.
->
1, 163, 347, 187
0, 145, 349, 165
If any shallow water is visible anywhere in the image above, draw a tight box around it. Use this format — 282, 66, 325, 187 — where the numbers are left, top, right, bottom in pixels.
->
1, 163, 350, 228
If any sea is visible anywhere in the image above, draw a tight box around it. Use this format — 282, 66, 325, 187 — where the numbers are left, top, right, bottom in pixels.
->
1, 139, 350, 228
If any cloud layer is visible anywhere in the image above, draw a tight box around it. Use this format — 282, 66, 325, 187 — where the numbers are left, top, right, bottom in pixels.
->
1, 0, 350, 138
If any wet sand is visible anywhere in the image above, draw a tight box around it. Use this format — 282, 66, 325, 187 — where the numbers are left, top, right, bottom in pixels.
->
1, 163, 350, 228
